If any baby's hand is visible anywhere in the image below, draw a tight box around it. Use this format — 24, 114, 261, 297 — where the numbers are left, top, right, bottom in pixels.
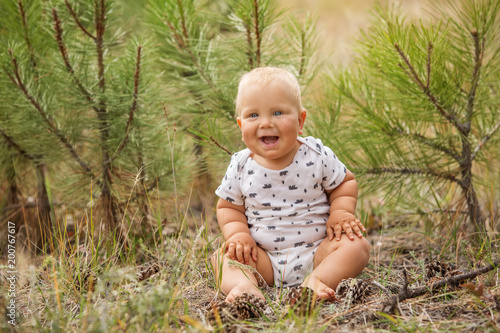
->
327, 211, 366, 241
224, 232, 258, 265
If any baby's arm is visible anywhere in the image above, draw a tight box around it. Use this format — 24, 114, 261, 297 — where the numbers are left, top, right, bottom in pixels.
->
326, 169, 366, 241
217, 198, 258, 264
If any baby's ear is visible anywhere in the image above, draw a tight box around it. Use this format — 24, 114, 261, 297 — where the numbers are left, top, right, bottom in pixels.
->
298, 110, 307, 134
237, 117, 242, 129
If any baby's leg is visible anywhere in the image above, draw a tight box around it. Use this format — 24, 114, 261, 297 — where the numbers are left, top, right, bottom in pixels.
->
302, 236, 370, 300
211, 246, 274, 302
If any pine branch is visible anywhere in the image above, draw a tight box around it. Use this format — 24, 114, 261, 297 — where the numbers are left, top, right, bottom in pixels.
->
17, 0, 37, 70
391, 127, 462, 162
209, 136, 233, 155
0, 127, 38, 161
52, 8, 95, 105
466, 29, 485, 127
425, 42, 432, 89
298, 26, 306, 77
163, 19, 186, 48
163, 6, 216, 91
95, 0, 106, 93
64, 0, 96, 40
363, 167, 462, 186
244, 21, 254, 68
380, 258, 500, 314
112, 45, 142, 161
176, 0, 189, 42
252, 0, 261, 67
7, 50, 94, 178
394, 43, 468, 134
471, 120, 500, 161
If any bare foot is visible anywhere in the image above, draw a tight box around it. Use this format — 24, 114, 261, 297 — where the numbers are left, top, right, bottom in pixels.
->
301, 275, 336, 301
225, 281, 264, 303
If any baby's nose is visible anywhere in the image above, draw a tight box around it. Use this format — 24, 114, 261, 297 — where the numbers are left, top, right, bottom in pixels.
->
259, 116, 274, 128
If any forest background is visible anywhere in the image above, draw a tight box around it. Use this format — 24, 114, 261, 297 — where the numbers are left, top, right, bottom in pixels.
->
0, 0, 499, 331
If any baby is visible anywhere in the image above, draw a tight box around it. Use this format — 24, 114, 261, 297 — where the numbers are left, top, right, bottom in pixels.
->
212, 67, 370, 302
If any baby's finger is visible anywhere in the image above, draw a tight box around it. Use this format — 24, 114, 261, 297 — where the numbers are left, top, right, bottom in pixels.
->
327, 226, 334, 241
343, 222, 355, 240
351, 222, 364, 238
251, 245, 258, 262
334, 224, 343, 241
236, 243, 244, 263
227, 243, 236, 260
243, 245, 251, 264
355, 219, 367, 232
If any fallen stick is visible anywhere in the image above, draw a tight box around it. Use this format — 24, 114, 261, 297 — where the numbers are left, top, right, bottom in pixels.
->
380, 258, 500, 314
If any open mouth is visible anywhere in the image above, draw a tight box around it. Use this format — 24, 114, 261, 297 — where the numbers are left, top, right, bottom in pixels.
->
259, 136, 279, 146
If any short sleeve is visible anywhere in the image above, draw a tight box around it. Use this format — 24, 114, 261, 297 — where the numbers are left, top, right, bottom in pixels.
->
320, 144, 347, 191
215, 153, 245, 206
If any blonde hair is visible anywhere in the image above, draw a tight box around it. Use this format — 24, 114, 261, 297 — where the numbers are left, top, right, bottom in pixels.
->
235, 67, 303, 116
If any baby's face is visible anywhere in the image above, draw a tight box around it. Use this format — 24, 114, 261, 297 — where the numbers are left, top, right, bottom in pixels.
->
237, 82, 306, 169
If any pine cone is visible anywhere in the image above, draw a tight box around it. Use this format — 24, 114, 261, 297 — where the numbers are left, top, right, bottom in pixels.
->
425, 259, 459, 281
137, 262, 161, 282
284, 286, 318, 316
207, 293, 266, 324
336, 278, 370, 303
232, 293, 267, 319
208, 300, 239, 324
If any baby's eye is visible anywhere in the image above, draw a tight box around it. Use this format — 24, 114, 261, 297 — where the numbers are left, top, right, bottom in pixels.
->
250, 113, 258, 118
273, 111, 283, 116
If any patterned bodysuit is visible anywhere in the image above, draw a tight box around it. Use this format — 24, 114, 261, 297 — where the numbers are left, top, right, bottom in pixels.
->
216, 136, 346, 286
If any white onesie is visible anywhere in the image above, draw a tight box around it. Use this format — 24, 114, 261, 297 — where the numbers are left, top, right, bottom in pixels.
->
215, 136, 346, 287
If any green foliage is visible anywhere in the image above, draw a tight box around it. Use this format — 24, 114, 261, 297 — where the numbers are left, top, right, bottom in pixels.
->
142, 0, 322, 170
311, 0, 500, 233
0, 0, 196, 245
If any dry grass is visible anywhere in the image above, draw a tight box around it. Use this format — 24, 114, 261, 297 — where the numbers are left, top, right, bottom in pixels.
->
2, 212, 498, 332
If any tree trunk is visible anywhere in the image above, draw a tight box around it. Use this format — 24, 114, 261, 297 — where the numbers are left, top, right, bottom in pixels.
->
460, 136, 485, 234
4, 163, 21, 231
100, 151, 117, 231
35, 163, 52, 248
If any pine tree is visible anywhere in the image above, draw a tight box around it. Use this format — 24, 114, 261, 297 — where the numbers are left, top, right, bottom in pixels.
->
312, 0, 500, 234
143, 0, 321, 213
0, 0, 195, 246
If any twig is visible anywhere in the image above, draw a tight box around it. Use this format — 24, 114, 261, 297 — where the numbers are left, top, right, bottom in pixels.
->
95, 0, 106, 92
7, 50, 94, 177
0, 127, 38, 161
112, 45, 142, 161
164, 19, 185, 48
425, 42, 433, 89
299, 26, 306, 77
176, 0, 189, 42
372, 280, 391, 296
394, 43, 467, 134
380, 258, 500, 314
163, 9, 216, 91
391, 127, 462, 162
466, 29, 484, 127
209, 136, 233, 156
363, 167, 462, 186
244, 21, 254, 69
64, 0, 96, 40
471, 120, 500, 161
52, 8, 95, 104
253, 0, 261, 67
17, 0, 37, 69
